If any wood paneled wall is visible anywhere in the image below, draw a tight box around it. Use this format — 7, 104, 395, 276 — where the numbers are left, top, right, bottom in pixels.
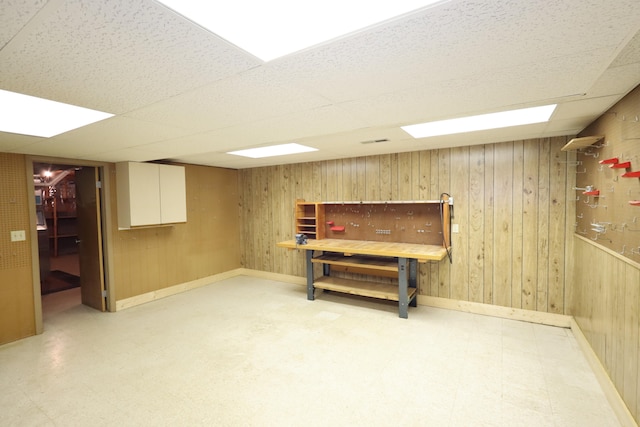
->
575, 84, 640, 263
109, 164, 241, 301
573, 236, 640, 420
0, 153, 36, 344
239, 136, 576, 314
570, 85, 640, 423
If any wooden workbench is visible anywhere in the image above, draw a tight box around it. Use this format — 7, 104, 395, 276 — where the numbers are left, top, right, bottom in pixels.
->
277, 238, 450, 318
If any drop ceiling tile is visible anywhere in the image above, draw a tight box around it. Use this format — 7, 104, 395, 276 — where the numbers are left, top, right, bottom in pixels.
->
589, 63, 640, 99
275, 0, 640, 104
339, 47, 612, 131
0, 0, 47, 48
0, 0, 259, 114
543, 117, 593, 134
85, 147, 176, 163
404, 122, 553, 151
132, 131, 244, 157
55, 117, 189, 152
552, 96, 622, 121
611, 28, 640, 67
125, 66, 333, 132
0, 132, 43, 152
17, 117, 189, 159
215, 104, 371, 148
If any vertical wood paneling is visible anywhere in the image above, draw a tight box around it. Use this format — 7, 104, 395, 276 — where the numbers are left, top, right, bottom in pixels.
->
427, 150, 439, 296
511, 141, 524, 309
380, 154, 392, 201
419, 151, 431, 200
355, 157, 366, 201
321, 161, 329, 201
342, 159, 353, 202
493, 142, 513, 307
437, 149, 451, 299
366, 156, 380, 200
335, 160, 344, 201
397, 152, 412, 201
548, 137, 566, 314
537, 139, 551, 312
450, 146, 469, 301
468, 145, 484, 303
522, 142, 539, 310
624, 263, 639, 416
613, 260, 627, 393
311, 162, 323, 201
389, 154, 398, 200
259, 168, 271, 271
244, 138, 573, 318
483, 145, 495, 305
292, 163, 305, 277
420, 151, 436, 295
563, 146, 576, 317
572, 237, 640, 423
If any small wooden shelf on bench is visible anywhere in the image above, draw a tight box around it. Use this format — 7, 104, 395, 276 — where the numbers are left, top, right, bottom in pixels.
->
313, 276, 416, 302
311, 253, 399, 278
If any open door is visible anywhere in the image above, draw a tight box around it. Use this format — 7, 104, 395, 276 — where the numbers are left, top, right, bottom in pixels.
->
75, 167, 106, 311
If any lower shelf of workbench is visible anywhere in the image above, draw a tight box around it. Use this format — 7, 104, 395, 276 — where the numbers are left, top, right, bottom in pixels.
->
313, 276, 416, 302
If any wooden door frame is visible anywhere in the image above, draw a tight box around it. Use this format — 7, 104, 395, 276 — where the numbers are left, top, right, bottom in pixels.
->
26, 156, 116, 334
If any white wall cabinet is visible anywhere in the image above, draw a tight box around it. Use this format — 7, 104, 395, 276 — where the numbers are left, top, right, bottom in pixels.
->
116, 162, 187, 229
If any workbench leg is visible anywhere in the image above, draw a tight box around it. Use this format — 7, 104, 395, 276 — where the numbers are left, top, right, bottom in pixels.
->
323, 255, 330, 276
409, 259, 418, 307
306, 249, 315, 300
398, 257, 408, 319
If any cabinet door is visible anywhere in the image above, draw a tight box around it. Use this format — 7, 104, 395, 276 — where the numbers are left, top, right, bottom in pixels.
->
116, 162, 161, 227
129, 162, 162, 226
159, 164, 187, 224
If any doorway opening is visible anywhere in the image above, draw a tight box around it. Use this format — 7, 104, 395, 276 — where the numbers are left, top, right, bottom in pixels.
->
33, 162, 108, 319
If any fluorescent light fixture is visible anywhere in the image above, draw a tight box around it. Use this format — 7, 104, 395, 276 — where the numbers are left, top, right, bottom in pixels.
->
156, 0, 441, 61
228, 143, 317, 159
0, 89, 113, 138
401, 105, 557, 139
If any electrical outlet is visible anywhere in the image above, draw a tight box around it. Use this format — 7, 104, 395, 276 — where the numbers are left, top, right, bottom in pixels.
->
452, 224, 459, 233
10, 230, 26, 242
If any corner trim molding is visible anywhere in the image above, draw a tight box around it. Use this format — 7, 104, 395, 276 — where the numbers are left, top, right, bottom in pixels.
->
570, 318, 637, 427
115, 268, 244, 311
417, 295, 572, 328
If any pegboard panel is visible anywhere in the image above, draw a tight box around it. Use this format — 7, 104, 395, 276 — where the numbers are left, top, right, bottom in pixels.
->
322, 201, 445, 245
0, 153, 31, 270
574, 88, 640, 263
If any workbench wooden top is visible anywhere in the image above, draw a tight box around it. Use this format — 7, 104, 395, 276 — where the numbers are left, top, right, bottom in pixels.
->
276, 238, 449, 262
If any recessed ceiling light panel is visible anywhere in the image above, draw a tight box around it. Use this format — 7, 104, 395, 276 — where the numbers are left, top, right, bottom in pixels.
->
156, 0, 442, 61
402, 105, 557, 139
0, 89, 113, 138
228, 143, 318, 159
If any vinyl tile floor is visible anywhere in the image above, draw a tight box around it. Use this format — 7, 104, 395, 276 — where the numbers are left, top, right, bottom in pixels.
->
1, 276, 620, 426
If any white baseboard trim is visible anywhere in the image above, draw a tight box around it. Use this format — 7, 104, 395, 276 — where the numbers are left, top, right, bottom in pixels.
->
417, 295, 572, 328
115, 268, 244, 311
570, 318, 637, 427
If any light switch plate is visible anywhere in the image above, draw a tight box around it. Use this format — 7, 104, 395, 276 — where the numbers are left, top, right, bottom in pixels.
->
452, 224, 459, 233
10, 230, 26, 241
